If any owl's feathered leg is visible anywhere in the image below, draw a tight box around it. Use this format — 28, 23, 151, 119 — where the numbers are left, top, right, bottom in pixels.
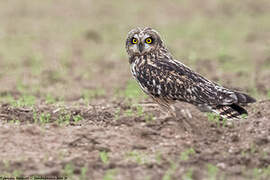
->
151, 97, 193, 131
150, 97, 175, 118
180, 109, 192, 119
156, 103, 176, 119
168, 104, 177, 117
177, 108, 194, 132
157, 103, 193, 132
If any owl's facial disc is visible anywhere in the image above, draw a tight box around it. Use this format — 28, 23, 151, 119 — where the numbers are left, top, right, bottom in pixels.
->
129, 34, 155, 55
126, 27, 163, 57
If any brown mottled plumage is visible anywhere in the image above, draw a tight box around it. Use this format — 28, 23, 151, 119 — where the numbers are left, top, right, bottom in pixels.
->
125, 27, 256, 120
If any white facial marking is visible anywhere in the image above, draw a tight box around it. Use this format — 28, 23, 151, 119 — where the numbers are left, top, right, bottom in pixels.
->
143, 34, 150, 39
134, 34, 139, 39
144, 44, 151, 50
138, 32, 144, 39
130, 45, 137, 53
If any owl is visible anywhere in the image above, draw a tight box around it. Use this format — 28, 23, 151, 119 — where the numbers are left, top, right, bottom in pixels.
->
125, 27, 256, 120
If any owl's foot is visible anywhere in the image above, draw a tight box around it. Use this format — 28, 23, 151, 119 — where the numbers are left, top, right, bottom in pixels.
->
155, 111, 173, 121
138, 103, 158, 108
161, 108, 176, 120
157, 107, 193, 133
178, 118, 193, 133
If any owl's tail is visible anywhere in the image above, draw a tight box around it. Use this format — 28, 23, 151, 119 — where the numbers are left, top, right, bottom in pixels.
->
233, 91, 256, 105
212, 104, 248, 120
212, 92, 256, 120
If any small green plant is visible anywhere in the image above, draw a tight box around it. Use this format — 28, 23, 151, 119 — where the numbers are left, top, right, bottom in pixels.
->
103, 169, 117, 180
127, 151, 144, 164
114, 107, 121, 120
241, 150, 247, 157
73, 114, 83, 123
180, 148, 195, 161
162, 161, 177, 180
57, 110, 72, 124
144, 176, 152, 180
12, 170, 22, 177
124, 105, 154, 122
252, 166, 270, 180
207, 113, 220, 123
15, 94, 36, 107
123, 105, 153, 121
207, 164, 219, 180
145, 113, 154, 123
262, 151, 268, 158
267, 90, 270, 99
260, 165, 270, 179
45, 94, 56, 104
33, 110, 38, 123
33, 110, 51, 124
0, 171, 15, 178
182, 168, 193, 180
80, 166, 88, 180
39, 112, 51, 123
3, 160, 10, 169
207, 113, 227, 127
136, 105, 144, 116
124, 109, 134, 117
155, 151, 162, 164
9, 119, 20, 124
99, 151, 109, 164
250, 144, 257, 154
221, 117, 228, 127
253, 168, 261, 180
241, 113, 248, 119
63, 163, 74, 179
58, 150, 68, 161
17, 95, 36, 107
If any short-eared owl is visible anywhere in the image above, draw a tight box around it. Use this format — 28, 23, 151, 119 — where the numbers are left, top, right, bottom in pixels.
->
125, 27, 256, 120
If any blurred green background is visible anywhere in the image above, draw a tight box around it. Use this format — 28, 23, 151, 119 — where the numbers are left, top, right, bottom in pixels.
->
0, 0, 270, 105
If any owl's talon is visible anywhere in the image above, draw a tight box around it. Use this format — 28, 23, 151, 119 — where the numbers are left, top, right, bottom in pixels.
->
180, 109, 192, 119
179, 118, 193, 133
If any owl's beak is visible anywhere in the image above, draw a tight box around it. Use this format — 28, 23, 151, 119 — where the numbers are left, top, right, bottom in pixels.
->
138, 43, 144, 53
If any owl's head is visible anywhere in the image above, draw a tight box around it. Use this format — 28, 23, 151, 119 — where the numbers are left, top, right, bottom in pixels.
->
126, 27, 164, 56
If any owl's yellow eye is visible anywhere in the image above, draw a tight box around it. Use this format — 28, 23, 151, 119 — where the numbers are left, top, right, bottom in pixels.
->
145, 37, 153, 44
131, 38, 138, 44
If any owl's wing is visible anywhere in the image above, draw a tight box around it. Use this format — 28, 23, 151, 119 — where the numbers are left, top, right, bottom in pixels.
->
145, 58, 254, 106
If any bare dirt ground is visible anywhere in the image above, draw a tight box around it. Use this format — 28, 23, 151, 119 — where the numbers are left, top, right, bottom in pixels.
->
0, 0, 270, 179
0, 97, 270, 180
